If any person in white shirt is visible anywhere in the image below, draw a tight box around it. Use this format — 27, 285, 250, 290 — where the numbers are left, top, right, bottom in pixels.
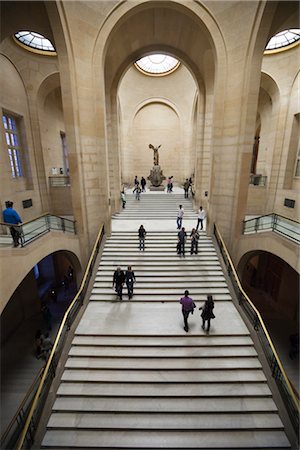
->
196, 206, 206, 230
177, 205, 184, 229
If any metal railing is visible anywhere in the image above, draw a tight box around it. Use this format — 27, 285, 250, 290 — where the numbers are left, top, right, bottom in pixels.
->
0, 213, 76, 247
249, 174, 267, 186
214, 224, 299, 438
49, 175, 70, 187
1, 369, 44, 450
243, 213, 300, 244
15, 224, 105, 450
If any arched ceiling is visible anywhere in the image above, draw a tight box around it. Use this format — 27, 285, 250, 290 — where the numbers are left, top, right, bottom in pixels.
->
101, 2, 221, 95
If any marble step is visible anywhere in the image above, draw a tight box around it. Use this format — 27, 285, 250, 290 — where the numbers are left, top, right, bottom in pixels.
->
100, 256, 220, 263
72, 335, 253, 346
108, 233, 208, 238
51, 396, 279, 413
92, 281, 228, 289
42, 429, 290, 448
89, 293, 232, 301
96, 270, 224, 277
47, 411, 283, 430
61, 368, 266, 383
104, 242, 214, 247
68, 345, 257, 357
98, 261, 222, 267
91, 287, 230, 295
94, 276, 226, 283
102, 250, 216, 256
64, 357, 262, 370
57, 381, 269, 397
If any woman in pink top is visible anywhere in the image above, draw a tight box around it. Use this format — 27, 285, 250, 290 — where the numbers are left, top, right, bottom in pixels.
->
179, 290, 196, 332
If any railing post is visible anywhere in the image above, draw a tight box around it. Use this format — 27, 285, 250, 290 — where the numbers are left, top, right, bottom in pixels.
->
255, 217, 259, 232
45, 214, 50, 232
272, 213, 277, 232
19, 226, 25, 247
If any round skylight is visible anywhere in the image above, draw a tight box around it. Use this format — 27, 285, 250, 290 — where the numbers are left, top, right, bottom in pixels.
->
14, 31, 56, 54
265, 29, 300, 51
135, 54, 180, 76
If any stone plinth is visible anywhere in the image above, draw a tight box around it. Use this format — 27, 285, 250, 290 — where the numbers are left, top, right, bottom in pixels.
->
148, 165, 166, 188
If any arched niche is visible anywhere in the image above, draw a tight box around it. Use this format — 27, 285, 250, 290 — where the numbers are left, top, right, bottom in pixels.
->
238, 249, 299, 323
118, 60, 198, 185
92, 0, 223, 209
37, 73, 68, 183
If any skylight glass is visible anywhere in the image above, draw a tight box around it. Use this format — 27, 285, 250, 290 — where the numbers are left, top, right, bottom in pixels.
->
14, 31, 56, 53
266, 29, 300, 50
135, 54, 180, 76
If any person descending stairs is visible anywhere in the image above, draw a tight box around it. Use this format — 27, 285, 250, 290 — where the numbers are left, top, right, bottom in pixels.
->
41, 189, 291, 449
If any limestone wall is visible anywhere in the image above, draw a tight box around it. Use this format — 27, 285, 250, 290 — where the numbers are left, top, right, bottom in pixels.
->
119, 64, 197, 186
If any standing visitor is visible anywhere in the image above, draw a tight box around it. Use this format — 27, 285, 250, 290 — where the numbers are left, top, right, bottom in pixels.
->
138, 225, 146, 251
125, 266, 136, 299
179, 290, 196, 332
199, 295, 215, 332
133, 183, 141, 200
183, 179, 190, 198
112, 267, 125, 300
121, 190, 126, 208
141, 177, 146, 192
2, 201, 22, 247
177, 227, 187, 256
196, 206, 206, 231
177, 204, 184, 229
134, 175, 139, 187
190, 228, 200, 255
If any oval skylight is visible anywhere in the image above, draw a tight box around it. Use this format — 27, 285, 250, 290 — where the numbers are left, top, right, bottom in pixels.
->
265, 29, 300, 51
14, 31, 56, 54
135, 54, 180, 76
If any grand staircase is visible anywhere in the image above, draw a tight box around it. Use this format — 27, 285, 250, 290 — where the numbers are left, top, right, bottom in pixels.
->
41, 192, 291, 449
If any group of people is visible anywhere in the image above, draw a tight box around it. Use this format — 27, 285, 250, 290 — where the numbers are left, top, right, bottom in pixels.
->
177, 227, 200, 256
177, 205, 206, 231
113, 266, 136, 300
183, 177, 194, 198
133, 175, 147, 200
180, 292, 215, 333
176, 205, 206, 256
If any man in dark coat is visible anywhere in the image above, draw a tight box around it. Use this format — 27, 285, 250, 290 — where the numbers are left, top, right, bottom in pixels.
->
112, 267, 125, 300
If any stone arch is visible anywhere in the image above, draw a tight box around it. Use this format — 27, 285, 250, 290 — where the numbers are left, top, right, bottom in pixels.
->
1, 248, 81, 343
237, 248, 299, 323
92, 0, 225, 212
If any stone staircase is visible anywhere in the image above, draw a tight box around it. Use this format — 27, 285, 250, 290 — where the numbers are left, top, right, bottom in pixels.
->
41, 192, 291, 449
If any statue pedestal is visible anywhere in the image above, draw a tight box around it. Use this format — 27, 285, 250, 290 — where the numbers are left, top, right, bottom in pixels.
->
147, 165, 166, 188
149, 185, 165, 191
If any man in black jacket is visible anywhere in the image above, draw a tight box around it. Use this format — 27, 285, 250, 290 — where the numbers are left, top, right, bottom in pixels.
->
112, 267, 125, 300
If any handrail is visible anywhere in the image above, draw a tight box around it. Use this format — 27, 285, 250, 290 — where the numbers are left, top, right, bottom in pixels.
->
243, 212, 300, 226
0, 212, 74, 227
214, 224, 299, 435
243, 213, 300, 244
16, 224, 105, 450
0, 213, 76, 247
1, 368, 44, 449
